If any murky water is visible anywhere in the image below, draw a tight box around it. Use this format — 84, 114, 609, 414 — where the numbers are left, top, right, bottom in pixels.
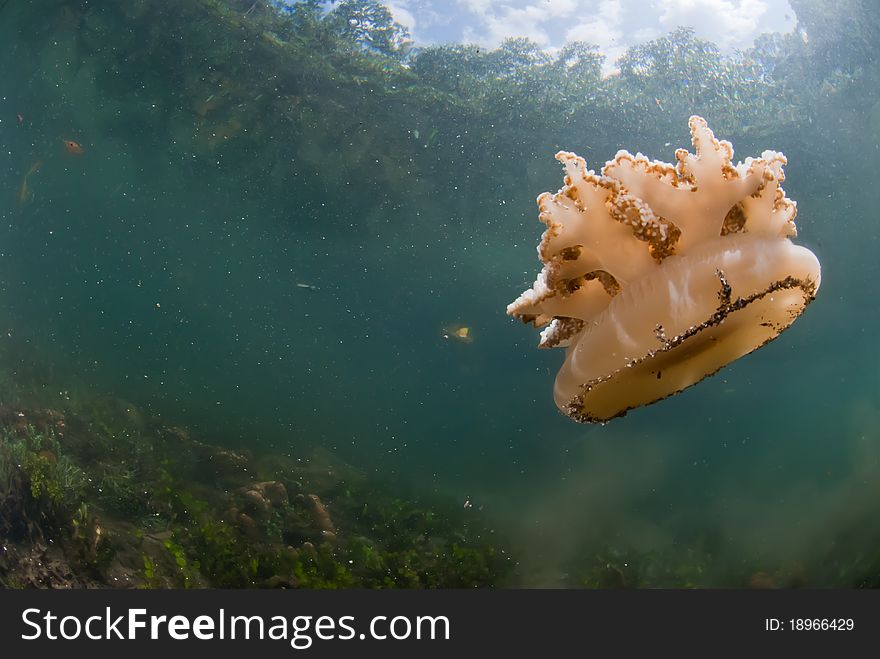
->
1, 0, 879, 587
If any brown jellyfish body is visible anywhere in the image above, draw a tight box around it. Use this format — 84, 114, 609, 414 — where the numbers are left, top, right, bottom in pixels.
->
508, 116, 821, 423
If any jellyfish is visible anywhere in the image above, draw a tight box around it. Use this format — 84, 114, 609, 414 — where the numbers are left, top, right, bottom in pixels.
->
508, 116, 821, 423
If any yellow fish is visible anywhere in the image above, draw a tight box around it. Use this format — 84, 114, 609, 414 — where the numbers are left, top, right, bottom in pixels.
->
442, 324, 473, 343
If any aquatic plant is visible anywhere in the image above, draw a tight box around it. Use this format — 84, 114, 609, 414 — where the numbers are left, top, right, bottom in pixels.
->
1, 425, 88, 506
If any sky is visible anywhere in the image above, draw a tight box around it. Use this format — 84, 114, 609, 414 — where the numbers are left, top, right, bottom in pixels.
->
383, 0, 797, 73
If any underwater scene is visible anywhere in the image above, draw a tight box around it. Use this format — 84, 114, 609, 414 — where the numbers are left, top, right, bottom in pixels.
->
0, 0, 878, 588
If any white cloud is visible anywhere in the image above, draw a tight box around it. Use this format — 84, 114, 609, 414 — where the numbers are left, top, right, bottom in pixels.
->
485, 5, 556, 46
455, 0, 611, 48
460, 2, 554, 47
563, 0, 624, 73
397, 0, 796, 71
455, 0, 493, 15
655, 0, 770, 49
386, 1, 417, 33
632, 26, 661, 42
565, 0, 623, 48
541, 0, 580, 17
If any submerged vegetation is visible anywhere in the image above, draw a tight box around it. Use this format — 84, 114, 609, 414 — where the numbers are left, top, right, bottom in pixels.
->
0, 377, 511, 588
1, 0, 879, 588
3, 377, 880, 588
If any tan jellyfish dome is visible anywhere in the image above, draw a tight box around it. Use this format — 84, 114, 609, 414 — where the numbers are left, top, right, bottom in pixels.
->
508, 116, 821, 423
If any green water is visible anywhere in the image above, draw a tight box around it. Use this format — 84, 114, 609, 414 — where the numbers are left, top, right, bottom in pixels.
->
1, 0, 879, 587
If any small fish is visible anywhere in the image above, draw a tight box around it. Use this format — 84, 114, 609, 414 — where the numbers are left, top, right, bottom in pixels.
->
17, 179, 30, 206
25, 160, 42, 177
62, 139, 85, 155
442, 324, 473, 343
17, 159, 43, 206
296, 282, 318, 291
16, 113, 24, 126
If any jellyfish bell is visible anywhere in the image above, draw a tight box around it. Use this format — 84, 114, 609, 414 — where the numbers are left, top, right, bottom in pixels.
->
551, 235, 819, 422
508, 116, 821, 423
